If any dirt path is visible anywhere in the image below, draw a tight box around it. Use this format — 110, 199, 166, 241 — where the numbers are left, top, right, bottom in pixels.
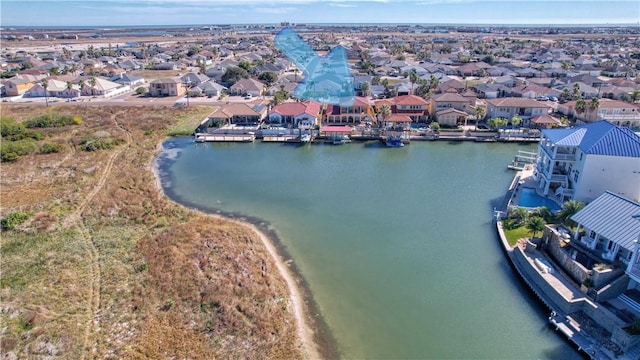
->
61, 113, 133, 359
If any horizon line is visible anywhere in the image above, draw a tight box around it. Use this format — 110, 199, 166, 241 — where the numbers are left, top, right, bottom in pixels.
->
3, 21, 639, 28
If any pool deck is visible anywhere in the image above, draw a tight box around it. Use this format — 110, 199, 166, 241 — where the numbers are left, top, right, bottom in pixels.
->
509, 166, 563, 210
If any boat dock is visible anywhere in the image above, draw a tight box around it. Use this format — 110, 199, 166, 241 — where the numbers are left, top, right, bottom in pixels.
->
507, 150, 537, 170
195, 133, 255, 142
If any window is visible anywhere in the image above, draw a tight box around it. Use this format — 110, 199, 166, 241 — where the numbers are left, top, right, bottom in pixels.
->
573, 170, 580, 183
589, 230, 596, 238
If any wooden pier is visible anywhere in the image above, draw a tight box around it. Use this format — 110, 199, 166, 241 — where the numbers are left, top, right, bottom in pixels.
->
195, 133, 255, 142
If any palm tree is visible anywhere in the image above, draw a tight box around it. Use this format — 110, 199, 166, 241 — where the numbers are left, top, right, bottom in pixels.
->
572, 83, 581, 100
408, 71, 419, 94
361, 81, 370, 97
429, 74, 439, 90
589, 97, 600, 112
630, 89, 640, 104
41, 79, 49, 107
575, 98, 587, 114
533, 206, 554, 223
526, 216, 546, 239
473, 106, 485, 130
509, 207, 529, 225
378, 104, 391, 126
511, 115, 522, 128
557, 200, 585, 227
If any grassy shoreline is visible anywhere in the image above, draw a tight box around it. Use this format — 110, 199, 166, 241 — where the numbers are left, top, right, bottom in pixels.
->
0, 105, 313, 359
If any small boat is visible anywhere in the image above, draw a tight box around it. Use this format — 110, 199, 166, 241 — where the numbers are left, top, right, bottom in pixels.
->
386, 135, 404, 147
300, 134, 311, 142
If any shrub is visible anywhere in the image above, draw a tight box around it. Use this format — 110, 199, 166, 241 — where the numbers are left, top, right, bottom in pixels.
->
1, 211, 32, 230
80, 137, 125, 152
136, 87, 146, 95
24, 113, 81, 128
1, 139, 39, 162
0, 117, 25, 137
5, 129, 44, 141
40, 142, 64, 154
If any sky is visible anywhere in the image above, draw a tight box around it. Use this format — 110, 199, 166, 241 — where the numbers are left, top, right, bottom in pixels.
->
1, 0, 638, 27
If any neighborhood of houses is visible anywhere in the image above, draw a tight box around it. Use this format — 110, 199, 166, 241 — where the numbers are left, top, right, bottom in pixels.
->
3, 24, 640, 358
2, 25, 640, 136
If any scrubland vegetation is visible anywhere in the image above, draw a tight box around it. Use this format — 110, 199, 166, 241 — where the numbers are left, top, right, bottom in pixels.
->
0, 105, 303, 359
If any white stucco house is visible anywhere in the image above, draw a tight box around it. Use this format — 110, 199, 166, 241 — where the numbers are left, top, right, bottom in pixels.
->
534, 120, 640, 204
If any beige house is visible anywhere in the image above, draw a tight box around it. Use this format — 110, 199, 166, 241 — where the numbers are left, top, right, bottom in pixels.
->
558, 99, 640, 129
149, 78, 187, 97
485, 97, 550, 125
436, 108, 469, 126
429, 92, 471, 121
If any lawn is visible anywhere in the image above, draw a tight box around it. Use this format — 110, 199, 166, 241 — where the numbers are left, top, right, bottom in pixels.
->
165, 105, 215, 136
504, 225, 533, 247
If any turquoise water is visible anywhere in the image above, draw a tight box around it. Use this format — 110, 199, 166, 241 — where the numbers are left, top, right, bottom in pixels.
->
519, 187, 562, 211
156, 138, 581, 359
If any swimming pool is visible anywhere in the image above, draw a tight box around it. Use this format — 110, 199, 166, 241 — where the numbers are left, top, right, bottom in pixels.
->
518, 187, 562, 211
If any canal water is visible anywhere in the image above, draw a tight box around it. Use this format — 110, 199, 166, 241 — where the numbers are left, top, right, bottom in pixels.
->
155, 137, 581, 359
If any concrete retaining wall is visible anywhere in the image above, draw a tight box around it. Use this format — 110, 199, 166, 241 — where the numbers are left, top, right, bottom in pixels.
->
512, 247, 584, 315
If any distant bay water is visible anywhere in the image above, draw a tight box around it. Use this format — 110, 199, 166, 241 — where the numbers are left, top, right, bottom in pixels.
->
155, 137, 581, 359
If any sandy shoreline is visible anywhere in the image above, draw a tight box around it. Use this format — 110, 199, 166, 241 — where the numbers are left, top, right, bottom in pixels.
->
150, 141, 325, 360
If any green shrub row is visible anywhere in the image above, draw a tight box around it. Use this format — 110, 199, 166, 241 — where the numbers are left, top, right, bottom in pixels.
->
23, 114, 82, 128
1, 139, 65, 162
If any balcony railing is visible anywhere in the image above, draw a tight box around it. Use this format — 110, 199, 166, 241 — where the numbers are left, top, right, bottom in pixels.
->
580, 236, 597, 250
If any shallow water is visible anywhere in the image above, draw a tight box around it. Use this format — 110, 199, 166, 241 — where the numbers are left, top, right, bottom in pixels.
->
156, 137, 581, 359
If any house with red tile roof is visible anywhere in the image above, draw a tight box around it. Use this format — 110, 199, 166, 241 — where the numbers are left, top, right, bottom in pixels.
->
393, 95, 429, 123
268, 101, 322, 129
324, 97, 375, 125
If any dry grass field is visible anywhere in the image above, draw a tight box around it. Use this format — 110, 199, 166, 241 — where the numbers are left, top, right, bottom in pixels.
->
0, 105, 303, 359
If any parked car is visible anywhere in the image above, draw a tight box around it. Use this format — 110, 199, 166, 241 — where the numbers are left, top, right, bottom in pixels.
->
243, 94, 253, 99
536, 96, 549, 101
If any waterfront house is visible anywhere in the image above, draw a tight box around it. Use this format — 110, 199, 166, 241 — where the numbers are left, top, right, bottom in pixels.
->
429, 92, 471, 122
485, 97, 550, 125
570, 191, 640, 265
557, 99, 640, 130
324, 97, 375, 125
435, 108, 469, 127
207, 103, 266, 126
533, 120, 640, 203
268, 101, 321, 129
393, 95, 429, 123
149, 78, 186, 97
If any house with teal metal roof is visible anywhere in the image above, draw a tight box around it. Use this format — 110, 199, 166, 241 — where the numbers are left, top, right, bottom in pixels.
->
534, 120, 640, 203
